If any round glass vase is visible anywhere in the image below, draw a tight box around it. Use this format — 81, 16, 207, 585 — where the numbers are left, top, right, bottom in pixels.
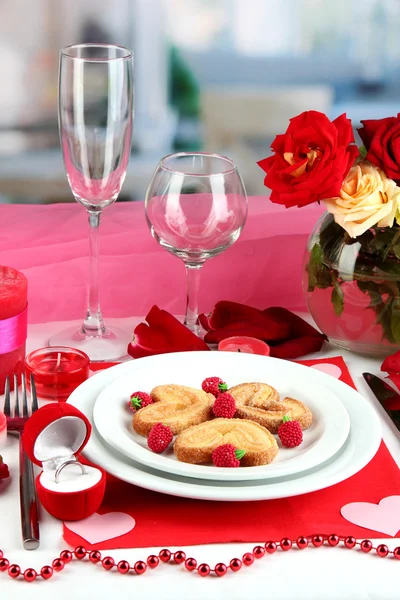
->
303, 212, 400, 357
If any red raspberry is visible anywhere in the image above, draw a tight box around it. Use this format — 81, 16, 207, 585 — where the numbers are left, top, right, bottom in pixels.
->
212, 392, 236, 418
0, 455, 9, 480
278, 416, 303, 448
202, 377, 228, 397
212, 444, 245, 468
128, 391, 153, 412
147, 423, 174, 453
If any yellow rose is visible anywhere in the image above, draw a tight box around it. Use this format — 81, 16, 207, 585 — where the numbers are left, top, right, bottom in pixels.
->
323, 161, 400, 238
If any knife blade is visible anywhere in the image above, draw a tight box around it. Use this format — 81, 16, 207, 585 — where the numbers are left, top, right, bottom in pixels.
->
362, 372, 400, 431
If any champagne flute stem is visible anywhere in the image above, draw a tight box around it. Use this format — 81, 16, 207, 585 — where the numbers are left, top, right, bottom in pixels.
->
184, 263, 203, 334
82, 210, 106, 336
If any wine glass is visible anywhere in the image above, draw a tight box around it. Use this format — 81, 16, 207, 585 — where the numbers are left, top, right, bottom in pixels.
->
49, 43, 134, 362
145, 152, 248, 334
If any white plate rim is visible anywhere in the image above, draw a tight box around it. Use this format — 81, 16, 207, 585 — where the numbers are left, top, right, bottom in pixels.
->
92, 362, 351, 481
68, 352, 382, 501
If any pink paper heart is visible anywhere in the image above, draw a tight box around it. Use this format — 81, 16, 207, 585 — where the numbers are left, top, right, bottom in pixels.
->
311, 363, 342, 379
341, 496, 400, 536
64, 512, 136, 544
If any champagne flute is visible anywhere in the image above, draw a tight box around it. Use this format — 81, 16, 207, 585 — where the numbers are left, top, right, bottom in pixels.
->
145, 152, 247, 334
49, 43, 134, 361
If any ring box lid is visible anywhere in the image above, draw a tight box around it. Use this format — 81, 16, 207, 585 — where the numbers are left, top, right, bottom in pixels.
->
22, 403, 92, 468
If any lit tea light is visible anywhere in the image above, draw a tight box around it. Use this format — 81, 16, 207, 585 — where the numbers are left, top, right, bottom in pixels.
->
218, 336, 270, 356
25, 347, 90, 401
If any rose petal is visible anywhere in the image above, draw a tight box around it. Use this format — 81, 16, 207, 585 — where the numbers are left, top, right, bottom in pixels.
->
269, 335, 325, 359
207, 301, 290, 340
381, 350, 400, 374
264, 307, 325, 339
127, 305, 209, 358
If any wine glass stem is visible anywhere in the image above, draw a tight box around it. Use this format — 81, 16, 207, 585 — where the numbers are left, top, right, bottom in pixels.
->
82, 210, 106, 336
184, 263, 203, 334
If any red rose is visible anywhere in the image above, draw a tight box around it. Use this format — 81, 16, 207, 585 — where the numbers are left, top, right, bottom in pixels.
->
258, 111, 359, 208
358, 114, 400, 184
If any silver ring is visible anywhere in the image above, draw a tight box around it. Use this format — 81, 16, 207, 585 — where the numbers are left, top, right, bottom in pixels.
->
55, 460, 87, 484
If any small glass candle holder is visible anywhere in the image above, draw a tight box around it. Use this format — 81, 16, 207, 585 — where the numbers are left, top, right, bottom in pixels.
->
218, 336, 270, 356
25, 347, 90, 401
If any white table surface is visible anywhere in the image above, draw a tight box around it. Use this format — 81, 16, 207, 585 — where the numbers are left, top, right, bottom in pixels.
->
0, 318, 399, 600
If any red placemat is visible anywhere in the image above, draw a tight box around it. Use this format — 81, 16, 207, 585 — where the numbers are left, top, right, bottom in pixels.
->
64, 356, 400, 549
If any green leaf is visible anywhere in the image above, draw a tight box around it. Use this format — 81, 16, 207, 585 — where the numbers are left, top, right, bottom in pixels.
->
235, 449, 246, 460
331, 277, 344, 316
218, 382, 228, 391
359, 145, 367, 158
391, 303, 400, 344
306, 243, 332, 292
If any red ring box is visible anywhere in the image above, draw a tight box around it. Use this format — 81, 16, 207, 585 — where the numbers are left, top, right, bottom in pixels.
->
23, 403, 106, 521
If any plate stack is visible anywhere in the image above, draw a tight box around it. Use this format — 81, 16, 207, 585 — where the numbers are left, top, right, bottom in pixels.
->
68, 352, 381, 502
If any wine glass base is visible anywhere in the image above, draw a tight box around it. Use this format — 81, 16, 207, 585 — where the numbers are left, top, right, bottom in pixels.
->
48, 325, 132, 363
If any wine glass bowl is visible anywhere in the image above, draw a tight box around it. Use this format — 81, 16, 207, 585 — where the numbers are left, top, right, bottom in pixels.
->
145, 152, 247, 332
49, 44, 134, 362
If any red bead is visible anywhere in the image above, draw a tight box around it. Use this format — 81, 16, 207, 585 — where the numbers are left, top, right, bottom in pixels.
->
265, 541, 277, 554
40, 566, 53, 580
376, 544, 389, 558
229, 558, 242, 572
173, 550, 186, 564
8, 564, 21, 578
393, 547, 400, 560
242, 552, 254, 566
134, 561, 147, 575
60, 550, 73, 563
0, 558, 9, 571
185, 557, 197, 571
198, 563, 210, 577
52, 558, 64, 572
312, 534, 324, 547
360, 540, 373, 553
296, 536, 308, 549
344, 536, 356, 549
74, 546, 86, 560
253, 545, 265, 558
215, 563, 227, 577
280, 538, 292, 551
102, 556, 115, 570
159, 549, 171, 563
23, 568, 37, 582
328, 534, 339, 547
89, 550, 102, 564
147, 555, 159, 569
117, 560, 130, 574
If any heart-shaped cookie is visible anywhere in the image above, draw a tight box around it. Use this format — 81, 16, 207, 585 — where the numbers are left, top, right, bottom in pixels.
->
229, 382, 312, 433
174, 418, 278, 466
133, 384, 214, 436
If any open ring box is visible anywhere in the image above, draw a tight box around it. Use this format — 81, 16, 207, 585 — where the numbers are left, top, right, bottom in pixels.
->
23, 403, 106, 521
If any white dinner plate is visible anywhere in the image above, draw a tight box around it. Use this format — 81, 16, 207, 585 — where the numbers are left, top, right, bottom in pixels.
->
92, 355, 350, 481
68, 352, 381, 501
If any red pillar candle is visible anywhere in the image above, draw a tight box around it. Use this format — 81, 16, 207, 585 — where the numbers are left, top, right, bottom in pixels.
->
218, 336, 270, 356
0, 266, 28, 394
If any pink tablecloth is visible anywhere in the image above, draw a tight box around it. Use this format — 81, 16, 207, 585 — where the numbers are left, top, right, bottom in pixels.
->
0, 198, 324, 324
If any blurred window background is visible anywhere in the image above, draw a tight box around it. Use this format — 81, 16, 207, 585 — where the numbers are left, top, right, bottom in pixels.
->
0, 0, 399, 203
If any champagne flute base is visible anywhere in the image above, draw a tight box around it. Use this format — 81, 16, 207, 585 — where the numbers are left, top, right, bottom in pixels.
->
48, 324, 132, 363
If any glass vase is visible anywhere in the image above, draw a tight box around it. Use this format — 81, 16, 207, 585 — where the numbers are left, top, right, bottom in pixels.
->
303, 212, 400, 357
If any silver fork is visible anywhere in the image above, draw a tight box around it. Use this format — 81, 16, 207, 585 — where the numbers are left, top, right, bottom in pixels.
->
4, 374, 40, 550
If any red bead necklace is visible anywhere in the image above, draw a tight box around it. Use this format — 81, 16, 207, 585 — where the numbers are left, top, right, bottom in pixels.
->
0, 534, 399, 582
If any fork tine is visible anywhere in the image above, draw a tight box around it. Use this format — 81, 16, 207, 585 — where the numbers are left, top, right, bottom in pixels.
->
3, 376, 11, 417
30, 374, 39, 414
21, 374, 29, 418
13, 374, 20, 418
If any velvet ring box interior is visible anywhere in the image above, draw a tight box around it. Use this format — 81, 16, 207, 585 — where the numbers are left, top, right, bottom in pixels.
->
22, 403, 106, 521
